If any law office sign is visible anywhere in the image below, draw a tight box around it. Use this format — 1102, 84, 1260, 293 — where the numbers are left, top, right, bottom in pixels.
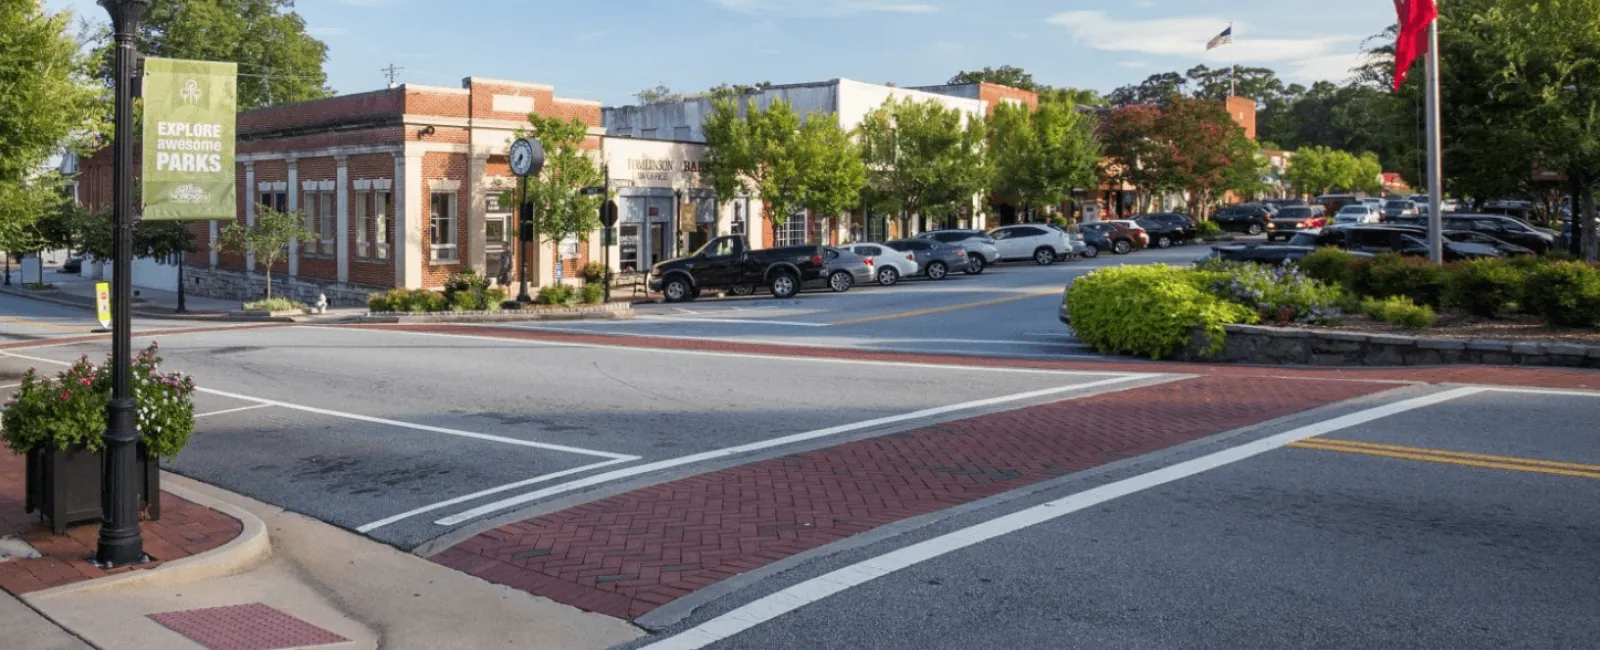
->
141, 57, 238, 221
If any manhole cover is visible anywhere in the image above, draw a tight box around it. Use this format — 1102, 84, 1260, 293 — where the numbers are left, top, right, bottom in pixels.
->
149, 603, 347, 650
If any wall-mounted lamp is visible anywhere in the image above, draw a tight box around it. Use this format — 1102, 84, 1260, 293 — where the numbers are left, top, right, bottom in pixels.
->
419, 125, 436, 138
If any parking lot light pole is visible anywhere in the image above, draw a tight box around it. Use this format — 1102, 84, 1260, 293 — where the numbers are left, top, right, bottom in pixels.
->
96, 0, 150, 568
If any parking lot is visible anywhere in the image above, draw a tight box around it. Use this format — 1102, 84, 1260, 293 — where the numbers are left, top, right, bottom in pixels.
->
0, 322, 1164, 550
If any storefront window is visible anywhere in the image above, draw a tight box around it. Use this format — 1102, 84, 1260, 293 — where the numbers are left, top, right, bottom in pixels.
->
620, 224, 640, 272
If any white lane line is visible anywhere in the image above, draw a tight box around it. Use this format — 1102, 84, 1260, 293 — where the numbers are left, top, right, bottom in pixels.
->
308, 325, 1144, 378
194, 403, 273, 419
432, 375, 1157, 527
198, 388, 640, 461
355, 457, 635, 533
637, 386, 1486, 650
1483, 386, 1600, 398
0, 349, 640, 462
636, 316, 831, 327
0, 383, 18, 390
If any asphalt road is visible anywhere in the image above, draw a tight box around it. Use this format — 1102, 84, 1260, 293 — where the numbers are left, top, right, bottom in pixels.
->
637, 386, 1600, 650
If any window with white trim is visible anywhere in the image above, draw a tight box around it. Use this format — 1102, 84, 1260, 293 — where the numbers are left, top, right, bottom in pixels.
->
430, 191, 457, 262
300, 190, 335, 256
775, 211, 809, 246
353, 189, 392, 261
559, 235, 580, 257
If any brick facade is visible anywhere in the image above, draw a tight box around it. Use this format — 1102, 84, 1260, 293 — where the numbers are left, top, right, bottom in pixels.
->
1225, 95, 1257, 141
977, 82, 1038, 113
75, 75, 604, 299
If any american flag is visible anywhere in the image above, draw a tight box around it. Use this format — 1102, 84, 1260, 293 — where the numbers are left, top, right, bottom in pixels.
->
1206, 26, 1233, 50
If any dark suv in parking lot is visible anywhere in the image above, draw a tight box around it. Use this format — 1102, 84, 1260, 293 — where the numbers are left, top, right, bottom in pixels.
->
1212, 204, 1274, 235
1132, 212, 1197, 249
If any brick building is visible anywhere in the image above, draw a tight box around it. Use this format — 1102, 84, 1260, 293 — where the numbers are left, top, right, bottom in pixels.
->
77, 77, 605, 304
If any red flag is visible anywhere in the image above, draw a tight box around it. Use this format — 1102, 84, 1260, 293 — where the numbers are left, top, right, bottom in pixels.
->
1393, 0, 1440, 91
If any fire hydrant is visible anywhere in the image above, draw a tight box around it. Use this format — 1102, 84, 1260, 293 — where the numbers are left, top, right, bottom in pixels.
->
314, 292, 329, 315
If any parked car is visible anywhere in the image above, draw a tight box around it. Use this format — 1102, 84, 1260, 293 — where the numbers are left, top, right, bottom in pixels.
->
843, 242, 918, 286
1332, 204, 1382, 225
917, 230, 998, 274
1107, 220, 1151, 249
1316, 194, 1362, 215
1041, 224, 1092, 258
1479, 201, 1540, 225
1381, 199, 1420, 222
1311, 224, 1503, 261
885, 238, 966, 280
61, 256, 83, 274
1132, 212, 1198, 249
1441, 230, 1535, 257
1196, 242, 1358, 266
1263, 198, 1308, 209
988, 224, 1073, 265
1265, 206, 1328, 241
820, 247, 874, 293
1360, 197, 1385, 212
1441, 214, 1557, 254
1080, 221, 1144, 255
650, 236, 825, 301
1212, 203, 1274, 235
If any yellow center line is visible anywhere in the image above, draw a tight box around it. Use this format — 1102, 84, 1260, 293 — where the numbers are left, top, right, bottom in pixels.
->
1288, 440, 1600, 480
1304, 438, 1600, 472
831, 289, 1059, 326
0, 316, 92, 333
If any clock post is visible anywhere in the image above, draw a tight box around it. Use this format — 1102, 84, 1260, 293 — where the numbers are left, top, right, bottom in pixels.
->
508, 138, 544, 303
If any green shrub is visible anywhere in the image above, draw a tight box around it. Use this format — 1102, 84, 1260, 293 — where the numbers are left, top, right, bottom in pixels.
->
3, 344, 196, 460
1196, 221, 1223, 238
449, 290, 480, 312
1444, 258, 1526, 318
1066, 264, 1257, 360
580, 283, 606, 305
1362, 296, 1437, 329
536, 284, 575, 305
367, 292, 393, 313
243, 297, 301, 312
485, 287, 508, 309
582, 261, 610, 284
443, 269, 492, 310
1203, 261, 1344, 325
1350, 253, 1446, 306
1520, 261, 1600, 328
1300, 248, 1362, 289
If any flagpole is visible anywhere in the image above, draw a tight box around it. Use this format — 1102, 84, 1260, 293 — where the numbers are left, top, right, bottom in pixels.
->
1423, 7, 1444, 265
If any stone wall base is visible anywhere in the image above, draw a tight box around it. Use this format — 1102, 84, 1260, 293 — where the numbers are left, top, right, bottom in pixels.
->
186, 268, 383, 307
1179, 324, 1600, 369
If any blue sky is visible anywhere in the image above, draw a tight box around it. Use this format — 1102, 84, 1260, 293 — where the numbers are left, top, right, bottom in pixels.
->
48, 0, 1394, 105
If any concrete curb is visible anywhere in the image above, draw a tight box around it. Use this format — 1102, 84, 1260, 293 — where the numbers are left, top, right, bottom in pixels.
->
24, 472, 272, 600
1181, 323, 1600, 369
0, 285, 231, 321
361, 302, 634, 324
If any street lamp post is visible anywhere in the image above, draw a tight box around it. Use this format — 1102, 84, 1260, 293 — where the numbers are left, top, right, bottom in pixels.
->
96, 0, 150, 568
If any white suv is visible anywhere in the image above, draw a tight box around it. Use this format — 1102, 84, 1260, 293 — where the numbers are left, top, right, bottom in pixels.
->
988, 224, 1075, 265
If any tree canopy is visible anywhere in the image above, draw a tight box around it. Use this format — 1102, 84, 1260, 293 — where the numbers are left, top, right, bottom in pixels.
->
217, 204, 314, 299
703, 98, 865, 228
89, 0, 331, 111
858, 98, 989, 230
517, 114, 605, 249
1282, 146, 1383, 196
987, 96, 1099, 219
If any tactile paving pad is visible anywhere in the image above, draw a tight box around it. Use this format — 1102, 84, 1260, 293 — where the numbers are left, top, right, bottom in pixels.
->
148, 603, 347, 650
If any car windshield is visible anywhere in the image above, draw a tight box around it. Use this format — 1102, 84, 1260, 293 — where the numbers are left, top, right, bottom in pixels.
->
1386, 200, 1415, 209
1280, 207, 1313, 218
696, 238, 738, 258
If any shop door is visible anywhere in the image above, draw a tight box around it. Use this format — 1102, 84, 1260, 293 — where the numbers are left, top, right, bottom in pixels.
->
649, 222, 668, 267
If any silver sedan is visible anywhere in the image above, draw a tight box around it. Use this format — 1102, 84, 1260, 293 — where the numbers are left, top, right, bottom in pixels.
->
816, 247, 875, 292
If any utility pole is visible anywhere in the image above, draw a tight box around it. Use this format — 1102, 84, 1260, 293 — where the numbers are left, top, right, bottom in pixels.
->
1423, 5, 1444, 265
382, 64, 404, 89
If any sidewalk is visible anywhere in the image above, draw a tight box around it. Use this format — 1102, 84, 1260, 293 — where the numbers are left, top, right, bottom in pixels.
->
1, 450, 641, 649
1, 269, 238, 318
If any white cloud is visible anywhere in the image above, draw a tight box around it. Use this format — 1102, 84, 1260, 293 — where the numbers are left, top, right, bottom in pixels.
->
308, 27, 351, 37
1120, 60, 1147, 69
708, 0, 938, 16
1046, 11, 1363, 82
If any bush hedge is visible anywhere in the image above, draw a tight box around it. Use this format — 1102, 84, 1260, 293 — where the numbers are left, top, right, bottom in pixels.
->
580, 283, 606, 305
1362, 296, 1437, 329
1520, 261, 1600, 328
1300, 248, 1362, 288
1066, 265, 1256, 360
1199, 259, 1343, 325
1444, 258, 1526, 318
1350, 253, 1447, 307
537, 284, 575, 305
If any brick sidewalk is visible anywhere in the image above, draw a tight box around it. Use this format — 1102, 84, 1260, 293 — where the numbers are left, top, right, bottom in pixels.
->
429, 375, 1391, 620
0, 452, 242, 595
371, 324, 1600, 391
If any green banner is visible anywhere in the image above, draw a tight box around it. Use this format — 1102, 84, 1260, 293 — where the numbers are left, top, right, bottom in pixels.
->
141, 58, 237, 221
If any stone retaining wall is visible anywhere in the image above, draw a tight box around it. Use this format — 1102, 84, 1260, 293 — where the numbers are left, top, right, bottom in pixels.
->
185, 268, 382, 307
1179, 324, 1600, 369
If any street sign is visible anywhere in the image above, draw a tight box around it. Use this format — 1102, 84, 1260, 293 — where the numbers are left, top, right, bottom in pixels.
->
95, 282, 111, 328
599, 200, 619, 228
579, 186, 606, 196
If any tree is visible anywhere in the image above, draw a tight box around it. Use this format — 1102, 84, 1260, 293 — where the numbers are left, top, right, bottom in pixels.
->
1142, 96, 1259, 219
858, 98, 987, 233
89, 0, 330, 110
989, 97, 1100, 220
635, 84, 683, 104
518, 114, 605, 252
1101, 105, 1165, 212
217, 204, 314, 299
949, 66, 1039, 91
794, 116, 869, 227
1284, 146, 1384, 196
1108, 72, 1188, 107
703, 81, 774, 101
1, 0, 103, 256
705, 98, 866, 236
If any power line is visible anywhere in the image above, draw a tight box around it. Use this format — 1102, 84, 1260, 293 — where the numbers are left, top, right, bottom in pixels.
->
381, 64, 404, 89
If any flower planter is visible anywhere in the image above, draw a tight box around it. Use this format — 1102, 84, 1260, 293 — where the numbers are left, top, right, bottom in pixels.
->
24, 446, 161, 534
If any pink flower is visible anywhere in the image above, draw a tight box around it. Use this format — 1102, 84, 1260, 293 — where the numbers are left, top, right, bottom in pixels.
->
79, 377, 91, 386
61, 391, 72, 400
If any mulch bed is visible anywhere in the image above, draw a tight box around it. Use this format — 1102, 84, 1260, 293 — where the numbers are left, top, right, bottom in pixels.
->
1297, 313, 1600, 345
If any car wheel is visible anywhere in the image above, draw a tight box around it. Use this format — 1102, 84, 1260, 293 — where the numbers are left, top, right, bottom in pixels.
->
769, 272, 799, 299
965, 256, 985, 275
1034, 247, 1056, 265
828, 271, 853, 293
1156, 236, 1172, 249
1113, 240, 1132, 255
927, 261, 948, 280
662, 277, 690, 303
1081, 246, 1099, 259
877, 266, 900, 286
1247, 224, 1264, 236
730, 284, 755, 296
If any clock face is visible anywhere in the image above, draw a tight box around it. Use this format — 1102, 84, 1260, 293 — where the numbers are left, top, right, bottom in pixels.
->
510, 140, 533, 176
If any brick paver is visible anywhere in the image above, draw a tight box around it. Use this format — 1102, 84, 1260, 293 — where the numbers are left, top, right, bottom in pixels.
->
371, 324, 1600, 391
430, 375, 1391, 620
0, 451, 243, 595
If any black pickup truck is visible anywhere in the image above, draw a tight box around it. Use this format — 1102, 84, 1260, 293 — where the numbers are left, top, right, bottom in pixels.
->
649, 236, 826, 302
